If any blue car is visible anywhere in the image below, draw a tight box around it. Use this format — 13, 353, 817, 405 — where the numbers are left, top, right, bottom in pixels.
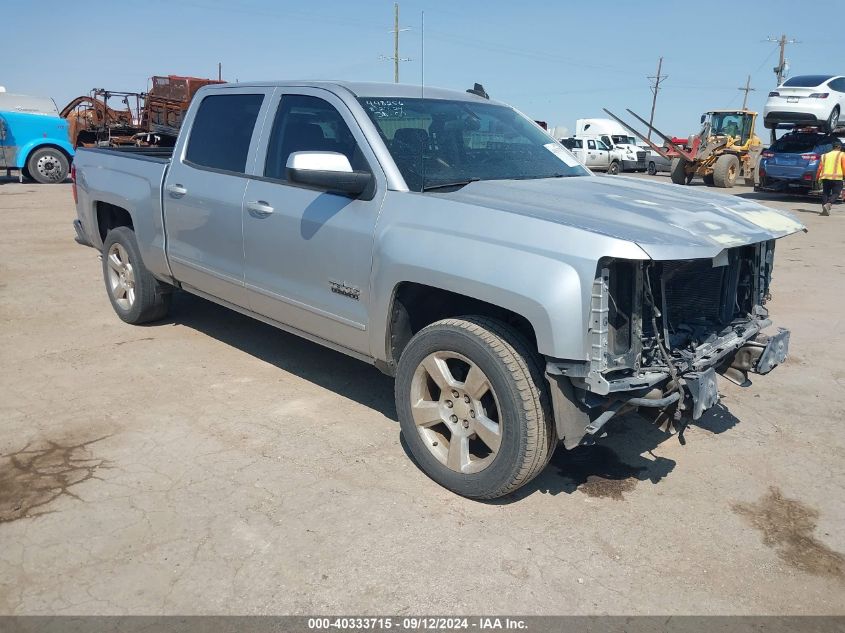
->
757, 131, 842, 194
0, 92, 74, 183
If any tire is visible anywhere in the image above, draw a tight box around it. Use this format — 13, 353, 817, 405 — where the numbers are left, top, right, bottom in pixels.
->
647, 161, 657, 176
607, 161, 620, 175
395, 316, 556, 499
703, 174, 715, 186
101, 226, 172, 324
712, 154, 740, 188
826, 106, 840, 133
670, 157, 688, 185
26, 147, 69, 184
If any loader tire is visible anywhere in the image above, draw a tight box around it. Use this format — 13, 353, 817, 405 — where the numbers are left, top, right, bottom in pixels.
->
670, 158, 688, 185
713, 154, 740, 188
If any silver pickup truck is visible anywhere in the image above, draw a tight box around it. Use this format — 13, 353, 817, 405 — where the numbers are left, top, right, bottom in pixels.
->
72, 81, 804, 499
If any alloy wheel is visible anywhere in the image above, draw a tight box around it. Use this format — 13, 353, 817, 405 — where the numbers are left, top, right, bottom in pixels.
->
106, 243, 136, 310
409, 351, 502, 474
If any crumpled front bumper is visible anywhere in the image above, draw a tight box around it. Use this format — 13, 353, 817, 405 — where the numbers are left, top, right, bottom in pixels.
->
545, 326, 791, 448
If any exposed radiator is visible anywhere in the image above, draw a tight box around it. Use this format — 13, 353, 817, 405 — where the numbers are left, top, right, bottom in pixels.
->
662, 260, 730, 327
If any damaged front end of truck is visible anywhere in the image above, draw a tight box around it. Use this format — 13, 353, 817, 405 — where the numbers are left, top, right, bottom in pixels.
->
546, 240, 791, 448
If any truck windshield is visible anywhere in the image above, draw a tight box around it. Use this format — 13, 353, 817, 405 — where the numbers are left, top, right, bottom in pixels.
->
358, 97, 588, 191
611, 135, 637, 145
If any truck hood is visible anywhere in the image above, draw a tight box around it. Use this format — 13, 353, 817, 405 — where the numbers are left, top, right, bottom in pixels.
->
444, 175, 805, 259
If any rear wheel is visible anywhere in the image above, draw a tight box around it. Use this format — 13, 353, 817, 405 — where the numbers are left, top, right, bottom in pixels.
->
670, 157, 688, 185
102, 227, 172, 324
647, 161, 657, 176
26, 147, 69, 184
395, 317, 556, 499
826, 106, 840, 133
713, 154, 740, 188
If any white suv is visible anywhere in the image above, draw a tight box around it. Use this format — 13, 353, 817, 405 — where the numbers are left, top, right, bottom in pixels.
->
764, 74, 845, 132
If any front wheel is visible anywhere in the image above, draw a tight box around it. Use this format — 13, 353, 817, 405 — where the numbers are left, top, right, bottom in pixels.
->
395, 317, 556, 499
102, 227, 172, 324
607, 161, 620, 175
26, 147, 69, 184
670, 157, 688, 185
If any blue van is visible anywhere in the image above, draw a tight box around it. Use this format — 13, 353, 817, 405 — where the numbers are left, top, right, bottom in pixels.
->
757, 131, 842, 195
0, 92, 74, 183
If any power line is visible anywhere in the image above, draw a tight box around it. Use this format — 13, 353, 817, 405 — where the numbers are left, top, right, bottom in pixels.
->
738, 75, 755, 110
647, 56, 667, 141
765, 34, 799, 85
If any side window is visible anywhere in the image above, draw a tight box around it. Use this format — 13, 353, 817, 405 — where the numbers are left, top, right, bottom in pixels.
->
601, 135, 613, 147
831, 78, 845, 92
264, 94, 369, 181
587, 140, 596, 150
574, 139, 583, 149
185, 94, 264, 173
596, 140, 609, 151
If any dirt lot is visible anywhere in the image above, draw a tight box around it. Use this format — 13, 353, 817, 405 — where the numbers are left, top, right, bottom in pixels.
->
1, 175, 843, 615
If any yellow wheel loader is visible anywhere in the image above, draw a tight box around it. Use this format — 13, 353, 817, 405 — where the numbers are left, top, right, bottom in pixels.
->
603, 108, 763, 188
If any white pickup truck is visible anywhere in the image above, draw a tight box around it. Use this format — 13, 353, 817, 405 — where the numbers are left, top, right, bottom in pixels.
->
560, 136, 625, 174
71, 80, 802, 499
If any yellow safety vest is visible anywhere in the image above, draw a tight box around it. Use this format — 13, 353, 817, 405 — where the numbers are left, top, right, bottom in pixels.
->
818, 150, 845, 180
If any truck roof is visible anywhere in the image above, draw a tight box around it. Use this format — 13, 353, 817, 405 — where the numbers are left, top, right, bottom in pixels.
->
0, 93, 59, 116
206, 80, 500, 104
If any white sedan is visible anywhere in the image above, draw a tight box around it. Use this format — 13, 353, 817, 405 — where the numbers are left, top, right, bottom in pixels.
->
763, 74, 845, 132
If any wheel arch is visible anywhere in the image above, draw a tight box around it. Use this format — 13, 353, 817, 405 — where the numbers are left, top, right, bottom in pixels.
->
18, 140, 74, 170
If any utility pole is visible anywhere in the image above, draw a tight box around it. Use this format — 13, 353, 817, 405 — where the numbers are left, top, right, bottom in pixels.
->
217, 62, 222, 82
738, 74, 755, 110
766, 34, 799, 85
380, 3, 410, 83
393, 3, 400, 83
647, 57, 668, 141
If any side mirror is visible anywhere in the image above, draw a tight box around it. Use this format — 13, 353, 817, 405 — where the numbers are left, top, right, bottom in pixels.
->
286, 151, 372, 197
700, 114, 706, 124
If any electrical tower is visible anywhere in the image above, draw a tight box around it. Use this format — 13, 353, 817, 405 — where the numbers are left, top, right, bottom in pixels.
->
766, 34, 799, 85
647, 57, 668, 141
738, 75, 755, 110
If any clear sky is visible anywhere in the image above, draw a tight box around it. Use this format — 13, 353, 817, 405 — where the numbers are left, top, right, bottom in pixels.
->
6, 0, 842, 136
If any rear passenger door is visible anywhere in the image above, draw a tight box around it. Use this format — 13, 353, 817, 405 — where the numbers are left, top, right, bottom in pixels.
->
163, 88, 273, 306
242, 89, 386, 356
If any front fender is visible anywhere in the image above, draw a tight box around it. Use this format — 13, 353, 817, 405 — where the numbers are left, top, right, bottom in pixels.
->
16, 137, 75, 167
369, 224, 588, 361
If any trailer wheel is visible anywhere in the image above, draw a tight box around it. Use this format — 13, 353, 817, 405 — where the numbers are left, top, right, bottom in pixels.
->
713, 154, 739, 188
670, 158, 688, 185
26, 147, 69, 184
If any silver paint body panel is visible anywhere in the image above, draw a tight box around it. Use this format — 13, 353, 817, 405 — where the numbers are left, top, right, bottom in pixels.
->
73, 81, 805, 365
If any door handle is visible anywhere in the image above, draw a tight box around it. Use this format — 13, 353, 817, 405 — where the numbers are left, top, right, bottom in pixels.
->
166, 184, 187, 198
246, 200, 274, 218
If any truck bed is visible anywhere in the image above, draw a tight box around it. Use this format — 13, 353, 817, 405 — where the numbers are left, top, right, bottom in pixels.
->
80, 146, 174, 161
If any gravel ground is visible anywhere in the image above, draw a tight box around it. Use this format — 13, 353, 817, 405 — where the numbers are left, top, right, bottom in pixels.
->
0, 174, 843, 615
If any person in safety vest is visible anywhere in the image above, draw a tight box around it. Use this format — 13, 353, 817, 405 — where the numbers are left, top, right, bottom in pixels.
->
816, 139, 845, 216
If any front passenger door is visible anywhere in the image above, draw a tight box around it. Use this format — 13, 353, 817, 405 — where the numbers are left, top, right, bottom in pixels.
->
242, 90, 386, 356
